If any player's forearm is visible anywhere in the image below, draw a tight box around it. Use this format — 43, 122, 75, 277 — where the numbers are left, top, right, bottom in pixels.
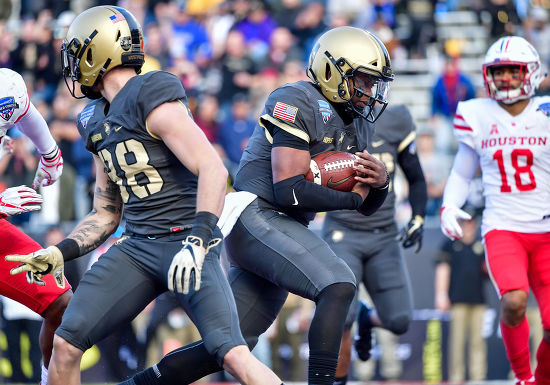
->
64, 179, 122, 259
195, 161, 228, 218
399, 149, 427, 217
442, 170, 471, 209
442, 142, 479, 209
434, 263, 450, 295
16, 103, 57, 155
66, 212, 120, 258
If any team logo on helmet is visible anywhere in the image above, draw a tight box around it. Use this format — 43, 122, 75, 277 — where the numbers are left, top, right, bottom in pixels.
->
536, 103, 550, 117
317, 100, 333, 123
0, 97, 19, 121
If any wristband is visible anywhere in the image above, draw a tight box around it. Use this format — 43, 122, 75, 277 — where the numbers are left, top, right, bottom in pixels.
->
190, 211, 219, 246
374, 170, 390, 190
55, 238, 80, 262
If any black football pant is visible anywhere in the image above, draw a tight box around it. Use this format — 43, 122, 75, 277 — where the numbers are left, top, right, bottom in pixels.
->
140, 197, 356, 384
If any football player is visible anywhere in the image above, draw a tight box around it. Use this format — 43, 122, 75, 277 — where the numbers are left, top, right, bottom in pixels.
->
115, 26, 392, 385
6, 6, 283, 385
440, 36, 550, 385
322, 104, 427, 384
0, 67, 71, 385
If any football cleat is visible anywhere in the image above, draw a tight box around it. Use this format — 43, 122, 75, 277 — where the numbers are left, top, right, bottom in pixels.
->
515, 377, 535, 385
354, 300, 374, 361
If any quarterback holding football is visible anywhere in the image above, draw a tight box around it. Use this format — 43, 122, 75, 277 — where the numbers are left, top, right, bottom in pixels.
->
118, 26, 392, 385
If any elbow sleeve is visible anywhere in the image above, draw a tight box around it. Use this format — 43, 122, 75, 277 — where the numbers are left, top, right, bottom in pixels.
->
16, 103, 56, 155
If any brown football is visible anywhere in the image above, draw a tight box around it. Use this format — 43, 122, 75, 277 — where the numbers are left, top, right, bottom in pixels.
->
305, 151, 358, 192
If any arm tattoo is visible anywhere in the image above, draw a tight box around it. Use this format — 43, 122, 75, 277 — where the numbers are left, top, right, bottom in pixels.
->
69, 179, 123, 255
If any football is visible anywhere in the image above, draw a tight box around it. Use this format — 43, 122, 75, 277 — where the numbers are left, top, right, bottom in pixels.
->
305, 151, 358, 191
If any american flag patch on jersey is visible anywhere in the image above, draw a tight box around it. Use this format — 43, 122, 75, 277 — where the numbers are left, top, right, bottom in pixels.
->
273, 102, 298, 123
110, 12, 126, 23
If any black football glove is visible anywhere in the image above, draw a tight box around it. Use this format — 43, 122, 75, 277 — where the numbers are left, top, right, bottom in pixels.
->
398, 215, 424, 253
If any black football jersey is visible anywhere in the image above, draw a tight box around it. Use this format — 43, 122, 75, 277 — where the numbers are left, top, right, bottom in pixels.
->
326, 104, 417, 230
76, 71, 197, 235
233, 81, 372, 223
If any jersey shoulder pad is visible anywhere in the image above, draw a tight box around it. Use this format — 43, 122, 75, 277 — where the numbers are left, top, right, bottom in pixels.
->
0, 68, 30, 133
261, 81, 316, 139
376, 104, 416, 151
136, 71, 188, 121
453, 98, 488, 148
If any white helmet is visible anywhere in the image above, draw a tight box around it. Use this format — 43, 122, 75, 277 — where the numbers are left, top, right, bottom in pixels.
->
0, 68, 30, 138
483, 36, 544, 104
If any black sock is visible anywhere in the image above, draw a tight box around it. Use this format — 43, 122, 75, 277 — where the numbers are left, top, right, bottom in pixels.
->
118, 379, 136, 385
309, 349, 339, 385
334, 375, 348, 385
132, 366, 161, 385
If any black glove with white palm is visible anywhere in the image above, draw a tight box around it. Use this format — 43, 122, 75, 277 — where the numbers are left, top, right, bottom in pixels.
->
398, 215, 424, 252
168, 212, 221, 295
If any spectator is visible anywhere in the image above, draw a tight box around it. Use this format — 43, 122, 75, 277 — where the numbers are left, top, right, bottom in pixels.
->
416, 127, 452, 217
169, 2, 212, 66
260, 27, 302, 72
431, 54, 476, 120
217, 29, 256, 105
435, 205, 488, 381
143, 22, 171, 70
271, 0, 303, 30
400, 0, 437, 58
233, 0, 277, 63
194, 94, 221, 143
523, 7, 550, 68
292, 1, 327, 58
218, 93, 256, 181
431, 50, 476, 153
483, 0, 520, 39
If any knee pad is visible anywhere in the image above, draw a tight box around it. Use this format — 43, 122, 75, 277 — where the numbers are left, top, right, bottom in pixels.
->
386, 313, 411, 335
316, 282, 355, 305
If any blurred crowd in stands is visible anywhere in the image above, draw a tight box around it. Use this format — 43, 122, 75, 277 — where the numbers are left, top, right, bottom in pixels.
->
1, 0, 549, 382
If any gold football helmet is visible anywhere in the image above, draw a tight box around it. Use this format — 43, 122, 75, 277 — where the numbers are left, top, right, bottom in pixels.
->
307, 26, 393, 122
61, 6, 145, 99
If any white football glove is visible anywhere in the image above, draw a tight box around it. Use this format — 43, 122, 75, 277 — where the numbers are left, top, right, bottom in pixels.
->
0, 185, 43, 218
0, 135, 14, 160
440, 205, 472, 240
168, 236, 222, 294
6, 245, 65, 289
32, 146, 63, 190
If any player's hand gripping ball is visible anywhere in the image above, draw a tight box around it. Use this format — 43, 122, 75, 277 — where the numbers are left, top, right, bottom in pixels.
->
305, 151, 358, 191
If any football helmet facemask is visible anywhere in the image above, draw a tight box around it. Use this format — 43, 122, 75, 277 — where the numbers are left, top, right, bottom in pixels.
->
307, 26, 393, 122
61, 6, 145, 99
483, 36, 544, 104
